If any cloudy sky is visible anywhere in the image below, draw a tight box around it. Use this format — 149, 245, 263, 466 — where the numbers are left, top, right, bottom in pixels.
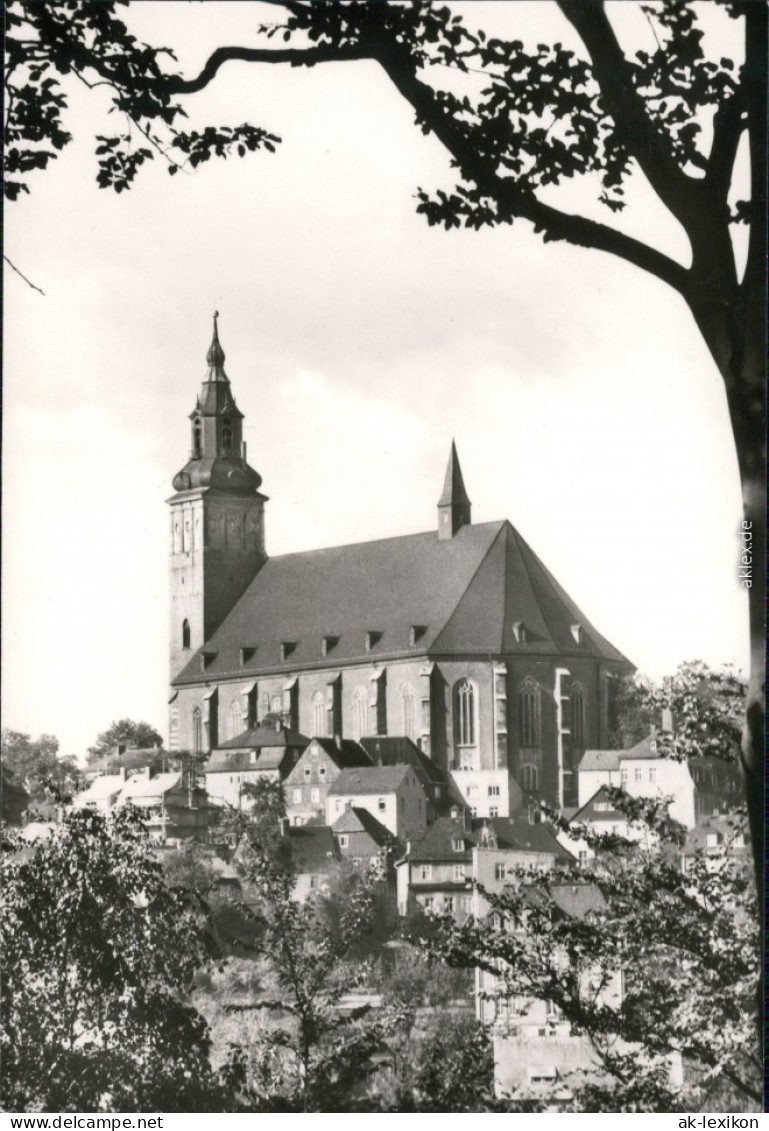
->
3, 2, 749, 757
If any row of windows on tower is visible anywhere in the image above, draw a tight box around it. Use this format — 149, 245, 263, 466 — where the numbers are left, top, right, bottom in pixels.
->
192, 419, 234, 458
185, 676, 587, 753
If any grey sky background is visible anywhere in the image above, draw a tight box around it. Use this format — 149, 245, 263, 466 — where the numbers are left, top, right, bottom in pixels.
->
3, 2, 749, 756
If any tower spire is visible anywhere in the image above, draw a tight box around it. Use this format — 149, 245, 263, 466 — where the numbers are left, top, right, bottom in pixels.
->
437, 440, 471, 539
206, 310, 227, 380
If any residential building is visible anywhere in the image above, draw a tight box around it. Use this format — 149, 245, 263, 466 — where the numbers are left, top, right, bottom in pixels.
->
331, 806, 395, 874
395, 816, 475, 920
285, 736, 371, 825
74, 769, 128, 813
115, 769, 208, 842
450, 768, 522, 818
205, 722, 309, 809
167, 317, 633, 809
326, 764, 428, 840
360, 735, 463, 819
577, 731, 698, 827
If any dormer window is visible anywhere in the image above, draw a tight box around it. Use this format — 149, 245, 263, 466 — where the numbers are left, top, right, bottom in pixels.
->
410, 625, 426, 647
570, 623, 582, 645
321, 635, 338, 657
512, 621, 527, 644
200, 650, 217, 671
240, 646, 256, 666
281, 641, 296, 662
451, 837, 464, 853
366, 630, 382, 652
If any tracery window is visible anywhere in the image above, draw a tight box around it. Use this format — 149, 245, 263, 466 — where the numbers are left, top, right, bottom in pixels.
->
401, 683, 416, 741
353, 685, 368, 740
312, 692, 326, 738
192, 707, 202, 753
571, 683, 586, 749
454, 679, 477, 746
519, 679, 541, 747
521, 763, 539, 791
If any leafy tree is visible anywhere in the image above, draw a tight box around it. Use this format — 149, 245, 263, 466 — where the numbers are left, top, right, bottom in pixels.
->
1, 728, 80, 804
5, 0, 765, 897
0, 806, 228, 1112
223, 838, 407, 1111
86, 717, 163, 763
426, 797, 759, 1111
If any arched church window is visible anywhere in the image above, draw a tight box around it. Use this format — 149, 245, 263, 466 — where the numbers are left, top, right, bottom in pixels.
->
571, 683, 586, 749
312, 692, 326, 738
519, 679, 541, 747
353, 685, 368, 741
182, 619, 190, 650
192, 707, 202, 754
401, 684, 416, 741
222, 418, 233, 454
230, 699, 243, 740
454, 679, 477, 746
521, 763, 539, 791
193, 419, 202, 458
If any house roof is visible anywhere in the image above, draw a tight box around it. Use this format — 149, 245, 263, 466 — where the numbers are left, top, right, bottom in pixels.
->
173, 519, 632, 684
408, 817, 475, 863
206, 747, 290, 774
306, 738, 373, 769
579, 732, 668, 773
286, 824, 338, 873
118, 772, 181, 801
331, 806, 393, 846
578, 749, 622, 772
85, 749, 162, 777
522, 882, 607, 919
571, 786, 625, 823
477, 815, 574, 860
361, 736, 447, 787
327, 764, 414, 796
216, 725, 310, 750
76, 774, 127, 802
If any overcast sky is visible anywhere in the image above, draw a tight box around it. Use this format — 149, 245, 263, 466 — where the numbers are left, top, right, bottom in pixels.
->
3, 2, 749, 757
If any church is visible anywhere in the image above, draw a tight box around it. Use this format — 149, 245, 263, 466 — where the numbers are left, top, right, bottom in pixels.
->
168, 316, 632, 809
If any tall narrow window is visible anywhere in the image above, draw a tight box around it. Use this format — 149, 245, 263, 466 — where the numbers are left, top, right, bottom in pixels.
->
353, 685, 368, 741
454, 679, 477, 746
519, 679, 541, 746
571, 683, 586, 749
521, 763, 539, 791
182, 619, 191, 650
312, 691, 326, 737
230, 699, 242, 740
193, 420, 202, 458
192, 707, 202, 754
222, 418, 233, 454
401, 684, 416, 741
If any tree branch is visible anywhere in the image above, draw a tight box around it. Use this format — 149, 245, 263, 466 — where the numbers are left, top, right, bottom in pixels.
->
166, 43, 371, 96
4, 255, 45, 295
706, 91, 747, 201
555, 0, 704, 231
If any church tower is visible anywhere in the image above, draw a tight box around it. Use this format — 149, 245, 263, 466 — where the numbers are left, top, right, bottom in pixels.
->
437, 440, 472, 539
168, 313, 267, 681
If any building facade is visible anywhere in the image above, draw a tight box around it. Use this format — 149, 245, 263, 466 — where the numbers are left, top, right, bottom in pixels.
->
168, 318, 633, 809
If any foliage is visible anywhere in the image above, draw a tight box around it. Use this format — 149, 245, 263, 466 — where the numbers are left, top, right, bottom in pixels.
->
645, 660, 746, 763
606, 674, 655, 749
427, 794, 760, 1111
222, 837, 408, 1112
1, 728, 80, 805
86, 717, 163, 762
0, 806, 227, 1112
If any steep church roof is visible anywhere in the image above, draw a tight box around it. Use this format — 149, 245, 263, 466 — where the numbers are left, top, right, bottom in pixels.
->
173, 519, 631, 685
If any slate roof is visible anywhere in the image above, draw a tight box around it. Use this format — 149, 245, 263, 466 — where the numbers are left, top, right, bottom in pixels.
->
332, 806, 393, 847
75, 774, 127, 803
477, 815, 574, 860
118, 772, 182, 801
407, 817, 475, 863
286, 825, 338, 873
579, 732, 667, 773
361, 737, 445, 786
173, 520, 632, 684
327, 765, 414, 796
571, 786, 625, 823
216, 725, 310, 750
308, 737, 373, 769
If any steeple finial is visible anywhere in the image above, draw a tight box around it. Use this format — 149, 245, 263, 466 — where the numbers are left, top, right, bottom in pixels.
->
437, 440, 471, 539
206, 310, 227, 379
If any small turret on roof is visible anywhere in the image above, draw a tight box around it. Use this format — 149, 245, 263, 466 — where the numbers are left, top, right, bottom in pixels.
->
437, 440, 472, 539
